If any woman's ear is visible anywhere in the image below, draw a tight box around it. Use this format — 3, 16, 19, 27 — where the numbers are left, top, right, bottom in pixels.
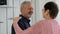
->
45, 10, 49, 14
46, 9, 49, 13
46, 9, 50, 16
45, 9, 50, 16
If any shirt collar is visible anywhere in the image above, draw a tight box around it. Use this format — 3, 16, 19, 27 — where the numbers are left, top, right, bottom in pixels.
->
19, 15, 30, 23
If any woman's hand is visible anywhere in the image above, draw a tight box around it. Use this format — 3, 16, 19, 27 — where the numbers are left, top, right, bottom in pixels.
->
13, 17, 20, 24
13, 17, 23, 34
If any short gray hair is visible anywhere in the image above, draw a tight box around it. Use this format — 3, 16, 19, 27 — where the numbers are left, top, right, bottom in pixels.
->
21, 1, 31, 8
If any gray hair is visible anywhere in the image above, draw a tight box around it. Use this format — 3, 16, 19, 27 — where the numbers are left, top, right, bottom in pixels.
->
21, 1, 31, 8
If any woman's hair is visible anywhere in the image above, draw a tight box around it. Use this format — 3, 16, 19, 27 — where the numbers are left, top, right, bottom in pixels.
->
44, 2, 59, 19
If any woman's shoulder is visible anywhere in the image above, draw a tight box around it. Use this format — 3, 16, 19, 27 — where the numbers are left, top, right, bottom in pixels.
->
38, 19, 57, 23
36, 19, 57, 26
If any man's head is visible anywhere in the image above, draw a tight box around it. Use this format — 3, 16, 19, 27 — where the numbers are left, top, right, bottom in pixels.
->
43, 2, 59, 19
20, 1, 33, 19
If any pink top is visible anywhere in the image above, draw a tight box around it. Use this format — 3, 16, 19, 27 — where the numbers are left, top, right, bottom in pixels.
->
13, 19, 60, 34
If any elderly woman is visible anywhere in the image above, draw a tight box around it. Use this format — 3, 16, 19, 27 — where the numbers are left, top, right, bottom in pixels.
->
13, 2, 60, 34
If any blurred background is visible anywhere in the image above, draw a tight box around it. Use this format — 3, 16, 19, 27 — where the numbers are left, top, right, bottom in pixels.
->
0, 0, 60, 34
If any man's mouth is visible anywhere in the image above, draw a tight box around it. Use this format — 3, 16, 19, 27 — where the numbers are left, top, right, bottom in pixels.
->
29, 12, 33, 15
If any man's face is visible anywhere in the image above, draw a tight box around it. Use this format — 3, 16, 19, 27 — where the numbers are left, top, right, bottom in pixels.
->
21, 3, 33, 18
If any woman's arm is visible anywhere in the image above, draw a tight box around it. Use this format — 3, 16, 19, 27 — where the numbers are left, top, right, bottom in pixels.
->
13, 17, 42, 34
13, 17, 23, 34
13, 18, 60, 34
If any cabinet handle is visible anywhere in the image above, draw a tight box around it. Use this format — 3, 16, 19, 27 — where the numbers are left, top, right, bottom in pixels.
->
8, 18, 14, 20
0, 22, 3, 23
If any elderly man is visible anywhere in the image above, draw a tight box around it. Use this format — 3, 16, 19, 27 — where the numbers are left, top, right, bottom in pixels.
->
11, 1, 33, 34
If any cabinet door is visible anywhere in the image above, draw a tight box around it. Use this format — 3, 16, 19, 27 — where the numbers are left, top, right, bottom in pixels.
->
0, 8, 6, 34
7, 8, 14, 34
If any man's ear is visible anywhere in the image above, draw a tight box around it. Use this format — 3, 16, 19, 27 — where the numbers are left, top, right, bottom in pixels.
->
20, 8, 22, 12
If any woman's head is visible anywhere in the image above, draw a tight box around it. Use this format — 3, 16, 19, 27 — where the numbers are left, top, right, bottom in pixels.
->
43, 2, 59, 19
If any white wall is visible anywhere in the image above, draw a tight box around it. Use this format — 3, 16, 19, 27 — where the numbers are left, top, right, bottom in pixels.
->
54, 0, 60, 25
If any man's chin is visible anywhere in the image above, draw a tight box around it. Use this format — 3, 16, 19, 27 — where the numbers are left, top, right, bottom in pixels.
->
27, 15, 32, 18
